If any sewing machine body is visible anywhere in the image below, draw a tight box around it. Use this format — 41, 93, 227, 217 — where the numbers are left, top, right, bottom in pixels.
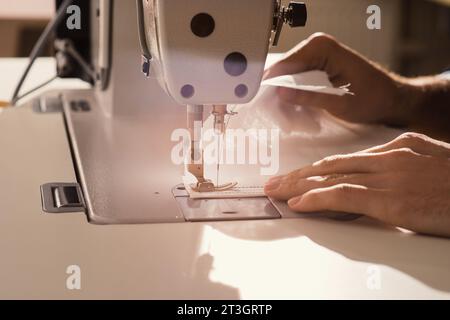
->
35, 0, 311, 224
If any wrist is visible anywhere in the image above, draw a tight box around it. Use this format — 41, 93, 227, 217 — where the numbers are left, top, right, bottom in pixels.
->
380, 76, 422, 127
403, 76, 450, 126
393, 77, 450, 127
398, 79, 425, 127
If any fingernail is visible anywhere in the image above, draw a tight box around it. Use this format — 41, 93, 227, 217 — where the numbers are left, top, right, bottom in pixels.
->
288, 196, 302, 207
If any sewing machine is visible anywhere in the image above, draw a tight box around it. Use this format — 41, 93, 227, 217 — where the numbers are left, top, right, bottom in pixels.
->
36, 0, 308, 224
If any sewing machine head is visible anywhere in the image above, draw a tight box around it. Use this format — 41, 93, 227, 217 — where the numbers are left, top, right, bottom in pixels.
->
138, 0, 307, 106
136, 0, 307, 191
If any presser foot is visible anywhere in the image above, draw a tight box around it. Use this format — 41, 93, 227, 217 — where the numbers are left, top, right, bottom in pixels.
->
190, 180, 238, 193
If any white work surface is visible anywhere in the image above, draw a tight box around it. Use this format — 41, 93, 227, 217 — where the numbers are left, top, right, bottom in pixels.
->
1, 58, 450, 299
0, 0, 53, 20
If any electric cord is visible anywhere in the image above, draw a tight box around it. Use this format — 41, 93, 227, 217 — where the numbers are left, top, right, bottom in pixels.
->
10, 0, 74, 106
13, 75, 58, 103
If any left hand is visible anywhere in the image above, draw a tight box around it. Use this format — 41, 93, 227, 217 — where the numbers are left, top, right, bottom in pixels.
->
264, 133, 450, 237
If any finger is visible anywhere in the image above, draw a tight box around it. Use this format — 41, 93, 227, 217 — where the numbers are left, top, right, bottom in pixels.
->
284, 152, 391, 183
282, 148, 423, 186
359, 133, 450, 158
265, 173, 390, 200
277, 87, 347, 111
263, 33, 338, 80
287, 184, 387, 220
266, 148, 423, 198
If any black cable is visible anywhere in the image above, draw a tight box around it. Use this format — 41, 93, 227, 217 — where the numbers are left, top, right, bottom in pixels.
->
13, 75, 58, 103
11, 0, 74, 106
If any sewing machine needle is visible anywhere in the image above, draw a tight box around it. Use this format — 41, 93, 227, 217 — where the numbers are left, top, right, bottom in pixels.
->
216, 134, 220, 187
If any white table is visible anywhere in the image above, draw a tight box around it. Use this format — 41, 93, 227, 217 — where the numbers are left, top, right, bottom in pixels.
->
0, 58, 450, 299
0, 0, 53, 20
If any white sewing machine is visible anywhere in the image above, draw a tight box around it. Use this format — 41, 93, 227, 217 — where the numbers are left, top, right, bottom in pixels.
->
1, 0, 450, 299
35, 0, 308, 224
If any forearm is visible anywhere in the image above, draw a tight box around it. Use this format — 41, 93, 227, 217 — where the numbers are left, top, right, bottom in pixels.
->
402, 75, 450, 142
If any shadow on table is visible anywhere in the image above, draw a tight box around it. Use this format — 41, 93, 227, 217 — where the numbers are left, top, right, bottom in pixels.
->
212, 215, 450, 293
188, 253, 240, 299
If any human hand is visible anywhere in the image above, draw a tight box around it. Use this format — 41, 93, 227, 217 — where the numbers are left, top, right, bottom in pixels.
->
264, 133, 450, 237
264, 33, 418, 127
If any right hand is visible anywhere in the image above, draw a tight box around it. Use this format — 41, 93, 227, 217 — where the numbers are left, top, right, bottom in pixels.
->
264, 132, 450, 238
263, 33, 417, 127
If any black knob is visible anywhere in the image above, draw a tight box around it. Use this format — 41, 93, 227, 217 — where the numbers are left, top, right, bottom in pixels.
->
287, 2, 307, 27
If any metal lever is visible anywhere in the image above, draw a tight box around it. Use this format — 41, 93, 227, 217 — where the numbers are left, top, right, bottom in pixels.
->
136, 0, 152, 77
41, 183, 86, 213
272, 1, 307, 46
